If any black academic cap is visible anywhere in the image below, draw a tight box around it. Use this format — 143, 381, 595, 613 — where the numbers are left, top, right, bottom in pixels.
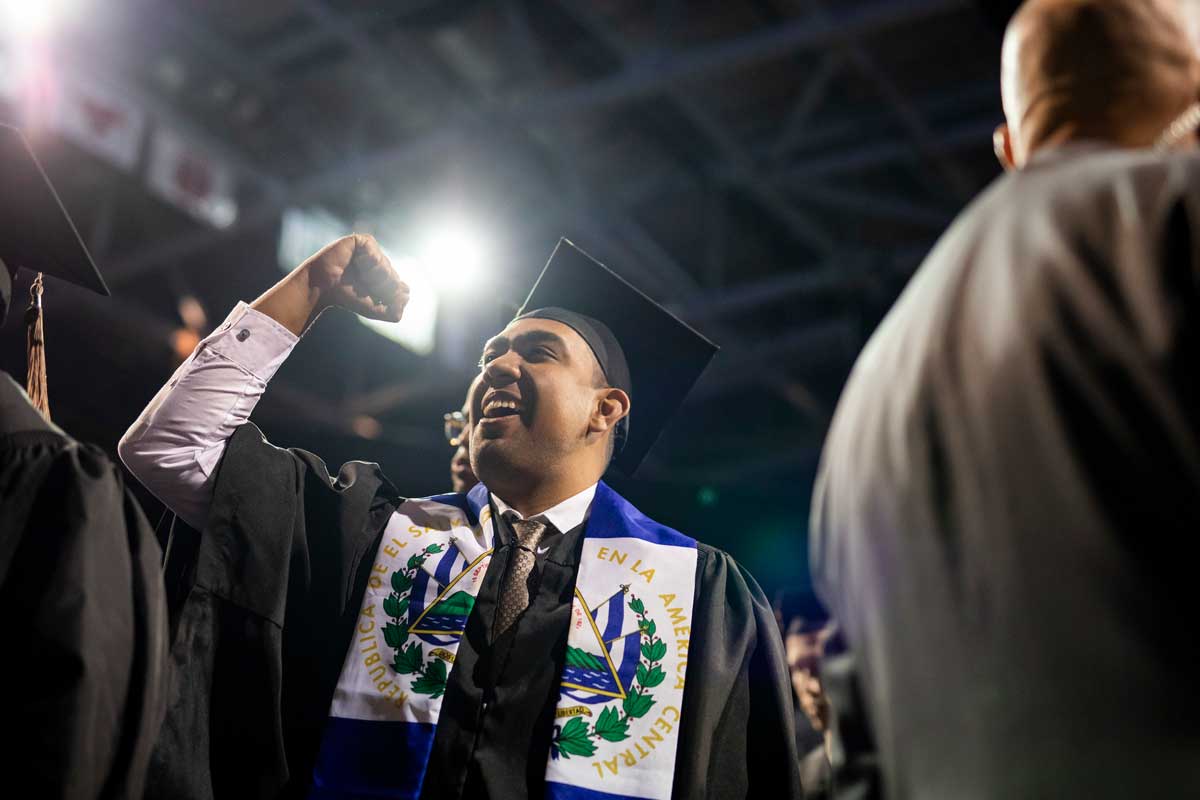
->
0, 123, 109, 296
516, 238, 718, 475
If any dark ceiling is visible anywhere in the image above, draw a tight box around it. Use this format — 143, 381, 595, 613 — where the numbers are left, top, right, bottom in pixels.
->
0, 0, 1008, 595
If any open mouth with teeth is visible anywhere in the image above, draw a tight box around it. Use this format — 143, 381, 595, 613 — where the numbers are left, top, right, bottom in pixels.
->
482, 397, 523, 419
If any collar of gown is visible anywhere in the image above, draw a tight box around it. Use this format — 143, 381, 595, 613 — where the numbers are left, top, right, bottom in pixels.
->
1026, 138, 1129, 168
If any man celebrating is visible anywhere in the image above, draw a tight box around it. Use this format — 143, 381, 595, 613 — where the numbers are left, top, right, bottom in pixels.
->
811, 0, 1200, 797
121, 236, 801, 799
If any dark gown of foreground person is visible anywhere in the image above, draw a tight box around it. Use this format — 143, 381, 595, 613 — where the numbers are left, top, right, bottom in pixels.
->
812, 144, 1200, 798
0, 375, 167, 800
0, 122, 167, 800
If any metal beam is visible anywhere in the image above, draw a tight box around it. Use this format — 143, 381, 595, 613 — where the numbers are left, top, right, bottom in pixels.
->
502, 0, 546, 80
673, 245, 929, 323
673, 260, 866, 322
776, 117, 997, 182
617, 80, 999, 206
512, 0, 967, 118
770, 53, 843, 159
257, 4, 444, 68
556, 0, 835, 255
789, 184, 955, 230
293, 0, 470, 129
805, 0, 975, 200
106, 0, 970, 283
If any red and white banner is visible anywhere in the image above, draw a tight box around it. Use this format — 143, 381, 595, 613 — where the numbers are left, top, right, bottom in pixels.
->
0, 45, 18, 104
53, 75, 145, 170
146, 127, 238, 228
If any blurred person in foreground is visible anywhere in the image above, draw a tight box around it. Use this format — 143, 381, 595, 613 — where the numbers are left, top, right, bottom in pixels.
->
446, 373, 483, 493
121, 236, 802, 799
0, 124, 167, 799
811, 0, 1200, 796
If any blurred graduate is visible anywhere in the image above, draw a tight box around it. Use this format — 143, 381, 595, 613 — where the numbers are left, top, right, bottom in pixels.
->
0, 124, 166, 799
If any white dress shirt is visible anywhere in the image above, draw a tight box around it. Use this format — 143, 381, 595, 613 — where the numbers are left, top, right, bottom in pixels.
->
120, 302, 599, 536
490, 483, 597, 545
119, 303, 299, 531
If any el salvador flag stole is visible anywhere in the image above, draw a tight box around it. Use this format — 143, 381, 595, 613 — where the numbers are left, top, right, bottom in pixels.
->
311, 481, 698, 800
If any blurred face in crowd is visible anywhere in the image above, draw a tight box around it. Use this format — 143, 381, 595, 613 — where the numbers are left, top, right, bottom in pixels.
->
0, 260, 13, 325
786, 622, 835, 733
449, 375, 484, 494
471, 317, 628, 497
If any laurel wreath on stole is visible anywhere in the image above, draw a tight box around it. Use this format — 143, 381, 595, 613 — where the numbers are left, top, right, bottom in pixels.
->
383, 543, 450, 698
551, 594, 667, 759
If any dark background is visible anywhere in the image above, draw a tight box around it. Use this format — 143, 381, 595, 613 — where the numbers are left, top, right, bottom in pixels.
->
0, 0, 1018, 599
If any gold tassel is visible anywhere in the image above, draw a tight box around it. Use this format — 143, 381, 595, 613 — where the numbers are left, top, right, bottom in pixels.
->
25, 272, 49, 420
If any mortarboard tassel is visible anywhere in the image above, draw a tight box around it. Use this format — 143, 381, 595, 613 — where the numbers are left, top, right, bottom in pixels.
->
25, 272, 49, 420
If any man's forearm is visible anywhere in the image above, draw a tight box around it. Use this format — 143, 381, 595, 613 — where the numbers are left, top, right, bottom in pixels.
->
250, 262, 324, 337
119, 303, 299, 530
249, 233, 408, 337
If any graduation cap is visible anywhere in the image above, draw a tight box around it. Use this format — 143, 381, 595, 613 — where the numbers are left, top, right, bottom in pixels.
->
0, 123, 109, 418
515, 238, 718, 475
0, 123, 108, 296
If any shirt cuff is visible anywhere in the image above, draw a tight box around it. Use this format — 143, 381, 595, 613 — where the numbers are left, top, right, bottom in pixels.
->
201, 302, 299, 382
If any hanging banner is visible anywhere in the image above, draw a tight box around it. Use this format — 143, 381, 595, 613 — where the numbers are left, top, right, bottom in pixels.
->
0, 44, 17, 104
53, 75, 145, 170
146, 127, 238, 228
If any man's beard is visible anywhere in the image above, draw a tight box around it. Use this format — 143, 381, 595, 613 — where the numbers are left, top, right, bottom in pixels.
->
471, 435, 549, 491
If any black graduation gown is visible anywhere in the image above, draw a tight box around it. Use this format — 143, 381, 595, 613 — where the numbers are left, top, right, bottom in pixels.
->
147, 422, 803, 800
0, 372, 168, 799
811, 145, 1200, 798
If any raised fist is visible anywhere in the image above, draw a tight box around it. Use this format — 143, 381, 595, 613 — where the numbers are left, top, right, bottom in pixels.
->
301, 233, 409, 323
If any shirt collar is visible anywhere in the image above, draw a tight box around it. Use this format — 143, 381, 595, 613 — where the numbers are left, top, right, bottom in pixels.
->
490, 482, 598, 534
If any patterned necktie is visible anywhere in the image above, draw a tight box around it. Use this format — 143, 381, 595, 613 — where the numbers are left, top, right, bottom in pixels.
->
495, 515, 548, 636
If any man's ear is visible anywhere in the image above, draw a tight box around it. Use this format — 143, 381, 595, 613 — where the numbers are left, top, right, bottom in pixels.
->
590, 387, 631, 436
993, 123, 1017, 171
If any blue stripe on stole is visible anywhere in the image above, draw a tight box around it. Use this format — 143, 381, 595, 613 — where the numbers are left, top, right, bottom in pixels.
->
411, 564, 431, 614
309, 718, 435, 799
600, 592, 624, 641
546, 781, 653, 800
585, 483, 696, 549
426, 492, 478, 526
433, 545, 456, 584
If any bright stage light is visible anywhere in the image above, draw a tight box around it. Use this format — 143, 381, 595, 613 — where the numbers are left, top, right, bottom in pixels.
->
417, 221, 490, 292
0, 0, 78, 38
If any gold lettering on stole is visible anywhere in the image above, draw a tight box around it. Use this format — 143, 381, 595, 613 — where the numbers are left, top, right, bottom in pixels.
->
556, 705, 593, 719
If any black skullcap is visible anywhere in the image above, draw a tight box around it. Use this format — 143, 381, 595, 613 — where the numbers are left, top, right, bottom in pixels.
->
516, 307, 632, 394
0, 123, 108, 298
516, 305, 634, 454
515, 239, 718, 475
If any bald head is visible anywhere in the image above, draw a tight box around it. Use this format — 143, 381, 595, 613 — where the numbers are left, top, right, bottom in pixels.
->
999, 0, 1200, 166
